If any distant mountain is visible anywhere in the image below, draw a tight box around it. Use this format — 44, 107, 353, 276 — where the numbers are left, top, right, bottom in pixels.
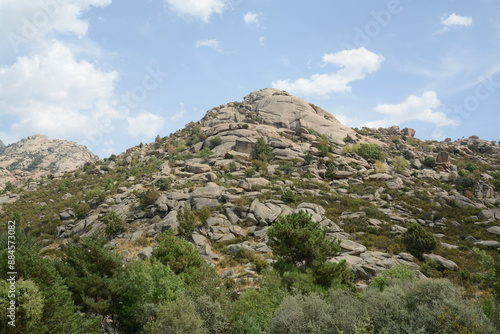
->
0, 134, 99, 188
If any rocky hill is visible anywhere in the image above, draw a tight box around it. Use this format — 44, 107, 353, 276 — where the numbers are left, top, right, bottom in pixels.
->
0, 134, 99, 189
0, 88, 499, 332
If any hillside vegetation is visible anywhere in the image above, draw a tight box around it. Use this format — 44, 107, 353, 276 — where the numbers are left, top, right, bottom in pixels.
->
1, 88, 499, 333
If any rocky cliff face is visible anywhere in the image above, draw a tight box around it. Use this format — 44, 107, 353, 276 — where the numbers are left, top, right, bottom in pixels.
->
1, 89, 499, 289
0, 134, 99, 188
202, 88, 358, 145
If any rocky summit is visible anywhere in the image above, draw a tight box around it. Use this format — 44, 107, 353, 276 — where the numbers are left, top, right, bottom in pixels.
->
1, 89, 499, 333
0, 134, 99, 189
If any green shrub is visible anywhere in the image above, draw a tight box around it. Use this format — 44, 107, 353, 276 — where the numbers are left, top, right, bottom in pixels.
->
268, 211, 340, 268
197, 147, 212, 159
269, 293, 339, 334
209, 137, 222, 148
0, 230, 99, 333
281, 190, 297, 204
55, 234, 125, 316
117, 260, 185, 332
178, 206, 197, 239
230, 273, 286, 333
392, 156, 408, 174
303, 153, 314, 165
73, 203, 91, 219
325, 161, 336, 180
194, 295, 228, 334
455, 177, 478, 191
279, 162, 294, 175
143, 296, 206, 334
251, 137, 273, 162
84, 187, 103, 202
153, 231, 206, 276
137, 189, 160, 208
356, 144, 384, 161
362, 279, 496, 333
465, 162, 478, 172
3, 181, 15, 193
401, 223, 437, 258
0, 278, 44, 333
102, 212, 125, 237
155, 177, 173, 191
370, 265, 416, 291
423, 156, 436, 168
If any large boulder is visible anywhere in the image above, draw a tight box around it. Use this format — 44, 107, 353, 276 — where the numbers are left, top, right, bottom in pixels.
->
422, 253, 458, 271
242, 89, 358, 144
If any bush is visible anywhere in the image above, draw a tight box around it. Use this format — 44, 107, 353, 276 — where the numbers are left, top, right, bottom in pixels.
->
268, 211, 340, 268
117, 260, 185, 332
178, 206, 197, 239
0, 230, 99, 333
269, 293, 338, 334
73, 203, 90, 219
362, 279, 496, 333
356, 144, 384, 161
155, 177, 173, 191
303, 153, 314, 165
197, 147, 212, 159
370, 265, 416, 291
392, 156, 408, 174
55, 234, 125, 316
423, 156, 436, 168
374, 160, 387, 173
194, 295, 228, 334
102, 212, 125, 237
324, 161, 336, 180
281, 190, 297, 204
251, 137, 273, 162
137, 189, 160, 208
143, 296, 206, 334
401, 223, 437, 258
153, 231, 206, 276
230, 273, 286, 333
455, 176, 478, 191
465, 162, 478, 172
209, 137, 222, 149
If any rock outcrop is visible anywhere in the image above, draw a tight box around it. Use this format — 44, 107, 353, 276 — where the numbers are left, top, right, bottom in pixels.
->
0, 134, 99, 189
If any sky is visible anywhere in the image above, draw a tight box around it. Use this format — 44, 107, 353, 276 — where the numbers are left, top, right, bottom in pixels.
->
0, 0, 499, 158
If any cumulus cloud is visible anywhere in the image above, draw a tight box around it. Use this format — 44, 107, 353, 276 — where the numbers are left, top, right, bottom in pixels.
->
243, 12, 260, 26
127, 112, 165, 138
165, 0, 228, 22
272, 47, 384, 96
195, 39, 222, 51
0, 0, 111, 53
363, 91, 459, 128
437, 13, 473, 34
0, 41, 120, 140
441, 13, 473, 27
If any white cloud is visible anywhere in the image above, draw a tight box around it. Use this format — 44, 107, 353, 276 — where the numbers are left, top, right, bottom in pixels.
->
165, 0, 228, 22
363, 91, 459, 128
0, 41, 120, 141
441, 13, 473, 27
168, 103, 186, 121
437, 13, 473, 34
0, 0, 112, 53
195, 39, 222, 51
127, 112, 165, 138
243, 12, 260, 26
272, 47, 384, 96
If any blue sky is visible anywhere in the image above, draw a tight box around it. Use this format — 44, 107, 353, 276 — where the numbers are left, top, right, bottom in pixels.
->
0, 0, 499, 157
